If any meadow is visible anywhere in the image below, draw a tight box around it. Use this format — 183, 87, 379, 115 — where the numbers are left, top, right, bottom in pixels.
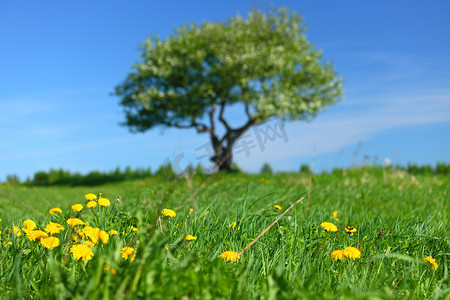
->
0, 166, 448, 299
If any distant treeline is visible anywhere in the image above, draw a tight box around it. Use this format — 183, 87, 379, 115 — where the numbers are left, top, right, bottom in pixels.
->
3, 162, 449, 186
5, 164, 177, 186
27, 167, 153, 186
403, 162, 450, 175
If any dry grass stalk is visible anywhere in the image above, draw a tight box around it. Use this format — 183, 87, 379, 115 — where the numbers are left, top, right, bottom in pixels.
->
231, 196, 304, 263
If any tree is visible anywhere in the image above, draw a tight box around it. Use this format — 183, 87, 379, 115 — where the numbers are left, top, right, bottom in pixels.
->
115, 7, 343, 172
260, 163, 273, 175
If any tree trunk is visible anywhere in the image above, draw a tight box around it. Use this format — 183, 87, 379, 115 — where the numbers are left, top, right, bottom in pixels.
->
218, 144, 233, 172
209, 116, 257, 173
210, 135, 236, 172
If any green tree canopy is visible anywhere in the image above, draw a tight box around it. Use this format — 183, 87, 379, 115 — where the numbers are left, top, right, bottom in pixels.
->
115, 7, 343, 172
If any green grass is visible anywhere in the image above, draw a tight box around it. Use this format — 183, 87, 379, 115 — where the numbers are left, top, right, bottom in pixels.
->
0, 167, 449, 299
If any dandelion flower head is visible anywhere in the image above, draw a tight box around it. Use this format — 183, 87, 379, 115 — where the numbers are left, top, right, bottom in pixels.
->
70, 244, 94, 261
87, 201, 98, 209
162, 209, 176, 218
26, 230, 48, 241
84, 240, 96, 248
49, 207, 62, 215
45, 222, 65, 235
99, 230, 109, 244
104, 264, 117, 275
98, 198, 110, 207
220, 251, 240, 262
72, 204, 83, 212
13, 226, 22, 236
424, 256, 438, 270
66, 218, 86, 227
332, 210, 339, 221
40, 237, 60, 249
229, 221, 240, 230
85, 193, 97, 201
273, 205, 282, 211
331, 249, 345, 261
83, 226, 108, 244
121, 247, 135, 260
23, 219, 37, 230
185, 234, 197, 241
343, 246, 361, 259
320, 222, 338, 232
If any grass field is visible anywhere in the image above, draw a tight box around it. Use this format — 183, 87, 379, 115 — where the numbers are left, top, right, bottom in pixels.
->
0, 167, 448, 299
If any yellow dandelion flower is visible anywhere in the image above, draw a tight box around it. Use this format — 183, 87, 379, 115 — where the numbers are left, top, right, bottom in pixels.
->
331, 249, 345, 261
84, 193, 97, 201
72, 204, 83, 212
121, 247, 135, 260
23, 219, 37, 230
161, 209, 176, 218
185, 234, 197, 241
332, 210, 339, 221
104, 264, 117, 275
229, 221, 240, 230
49, 207, 62, 215
13, 226, 22, 237
98, 198, 110, 207
70, 244, 94, 261
83, 226, 99, 243
22, 227, 33, 235
189, 208, 194, 212
40, 237, 60, 249
84, 240, 96, 248
320, 222, 338, 232
45, 222, 65, 235
131, 226, 138, 232
220, 251, 240, 262
82, 225, 95, 235
86, 201, 98, 208
109, 230, 118, 235
66, 218, 86, 227
99, 230, 109, 244
82, 226, 108, 244
76, 229, 85, 238
424, 256, 438, 270
26, 230, 48, 241
4, 241, 13, 247
345, 226, 357, 233
273, 205, 282, 211
343, 246, 361, 260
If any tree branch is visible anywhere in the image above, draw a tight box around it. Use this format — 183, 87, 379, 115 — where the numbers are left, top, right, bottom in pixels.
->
244, 100, 252, 120
209, 103, 217, 134
172, 116, 211, 133
192, 116, 211, 133
218, 101, 232, 132
219, 117, 257, 145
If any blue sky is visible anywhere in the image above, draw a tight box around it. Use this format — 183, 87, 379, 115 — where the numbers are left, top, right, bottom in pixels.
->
1, 1, 449, 181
